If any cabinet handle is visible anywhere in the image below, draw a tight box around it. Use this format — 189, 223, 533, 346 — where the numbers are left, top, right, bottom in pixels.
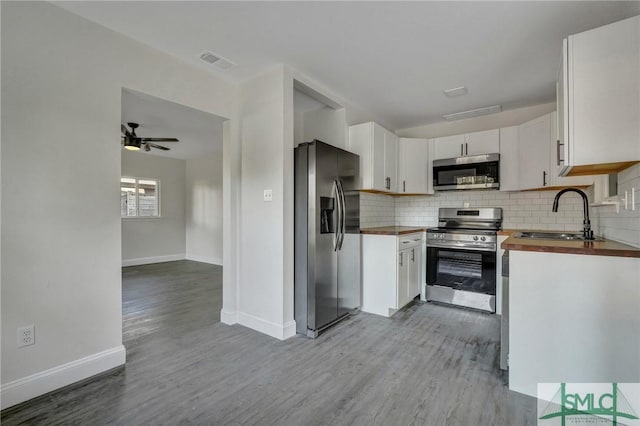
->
403, 181, 406, 192
465, 143, 468, 156
556, 140, 564, 166
460, 144, 464, 156
399, 252, 403, 266
543, 171, 547, 186
411, 248, 415, 261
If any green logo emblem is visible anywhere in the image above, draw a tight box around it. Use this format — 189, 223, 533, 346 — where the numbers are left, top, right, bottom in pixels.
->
539, 383, 639, 425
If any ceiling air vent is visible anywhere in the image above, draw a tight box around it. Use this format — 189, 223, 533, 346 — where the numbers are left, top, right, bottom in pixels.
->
443, 86, 468, 98
199, 51, 236, 70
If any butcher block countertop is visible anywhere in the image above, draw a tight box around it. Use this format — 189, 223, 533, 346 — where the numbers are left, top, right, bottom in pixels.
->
360, 226, 427, 236
502, 234, 640, 258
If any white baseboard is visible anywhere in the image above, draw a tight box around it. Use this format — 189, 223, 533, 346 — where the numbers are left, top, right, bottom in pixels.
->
236, 311, 296, 341
282, 320, 297, 340
185, 254, 222, 266
1, 345, 126, 410
220, 309, 238, 325
122, 254, 185, 267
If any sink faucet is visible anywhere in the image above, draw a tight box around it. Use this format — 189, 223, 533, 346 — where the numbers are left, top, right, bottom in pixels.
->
552, 188, 594, 240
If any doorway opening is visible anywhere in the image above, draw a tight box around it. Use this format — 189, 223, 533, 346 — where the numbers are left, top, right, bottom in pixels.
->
120, 88, 226, 344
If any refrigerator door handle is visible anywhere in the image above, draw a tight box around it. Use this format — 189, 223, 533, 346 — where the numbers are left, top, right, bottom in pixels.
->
333, 179, 341, 252
336, 179, 347, 250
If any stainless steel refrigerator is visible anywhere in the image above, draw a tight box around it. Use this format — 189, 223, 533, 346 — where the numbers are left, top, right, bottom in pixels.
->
294, 140, 361, 338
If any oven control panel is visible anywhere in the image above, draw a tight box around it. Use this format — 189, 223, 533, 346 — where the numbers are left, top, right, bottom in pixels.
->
426, 230, 497, 251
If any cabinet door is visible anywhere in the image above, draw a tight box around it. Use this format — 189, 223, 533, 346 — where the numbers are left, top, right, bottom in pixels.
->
398, 138, 429, 193
384, 130, 398, 192
433, 134, 465, 160
464, 129, 500, 156
568, 16, 640, 170
409, 247, 421, 299
396, 249, 409, 308
499, 126, 519, 191
371, 123, 387, 191
518, 114, 551, 190
556, 43, 570, 176
548, 112, 594, 187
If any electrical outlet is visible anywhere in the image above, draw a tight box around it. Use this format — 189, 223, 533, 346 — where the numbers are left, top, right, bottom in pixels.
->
17, 325, 35, 348
263, 189, 273, 202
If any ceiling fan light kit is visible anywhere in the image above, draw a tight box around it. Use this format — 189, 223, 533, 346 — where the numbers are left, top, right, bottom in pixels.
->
121, 122, 179, 152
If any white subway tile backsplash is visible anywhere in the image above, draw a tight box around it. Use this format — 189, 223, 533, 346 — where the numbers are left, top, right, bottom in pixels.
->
362, 188, 589, 232
358, 175, 640, 241
591, 164, 640, 247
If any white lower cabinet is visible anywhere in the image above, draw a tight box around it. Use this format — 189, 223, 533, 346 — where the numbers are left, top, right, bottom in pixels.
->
362, 232, 423, 317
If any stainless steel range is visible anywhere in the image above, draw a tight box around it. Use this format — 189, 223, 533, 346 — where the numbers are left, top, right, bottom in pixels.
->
426, 207, 502, 313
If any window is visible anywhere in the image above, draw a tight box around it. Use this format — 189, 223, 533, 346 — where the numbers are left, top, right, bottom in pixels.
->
120, 177, 159, 217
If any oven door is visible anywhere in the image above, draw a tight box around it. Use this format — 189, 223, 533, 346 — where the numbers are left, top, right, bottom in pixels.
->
426, 246, 496, 312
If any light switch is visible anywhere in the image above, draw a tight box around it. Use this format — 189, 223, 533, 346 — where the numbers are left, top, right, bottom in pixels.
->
263, 189, 273, 202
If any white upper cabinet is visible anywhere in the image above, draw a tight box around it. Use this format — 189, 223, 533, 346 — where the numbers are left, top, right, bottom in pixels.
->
548, 111, 594, 188
398, 138, 432, 194
433, 129, 499, 160
519, 112, 594, 190
558, 15, 640, 176
433, 134, 465, 159
518, 113, 553, 190
383, 129, 398, 193
465, 129, 500, 156
499, 126, 519, 191
348, 122, 398, 192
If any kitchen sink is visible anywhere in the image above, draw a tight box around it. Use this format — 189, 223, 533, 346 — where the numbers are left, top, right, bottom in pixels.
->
513, 231, 600, 241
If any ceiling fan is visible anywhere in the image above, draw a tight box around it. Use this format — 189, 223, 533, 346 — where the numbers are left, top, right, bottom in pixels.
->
121, 122, 179, 152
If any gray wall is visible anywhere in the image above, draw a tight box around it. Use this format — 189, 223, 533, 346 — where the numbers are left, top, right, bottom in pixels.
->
186, 154, 223, 265
121, 151, 186, 265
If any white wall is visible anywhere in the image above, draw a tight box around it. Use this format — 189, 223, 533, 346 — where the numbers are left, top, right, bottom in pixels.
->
396, 102, 556, 138
237, 66, 292, 339
186, 154, 223, 265
121, 151, 186, 266
302, 107, 347, 150
1, 1, 238, 409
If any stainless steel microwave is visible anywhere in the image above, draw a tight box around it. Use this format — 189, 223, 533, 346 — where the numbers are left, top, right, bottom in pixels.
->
433, 153, 500, 191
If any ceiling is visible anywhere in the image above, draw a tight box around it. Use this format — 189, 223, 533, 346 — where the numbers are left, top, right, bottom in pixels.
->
61, 1, 640, 131
121, 88, 225, 160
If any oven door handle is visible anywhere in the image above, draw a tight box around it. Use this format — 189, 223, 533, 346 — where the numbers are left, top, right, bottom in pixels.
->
426, 242, 496, 252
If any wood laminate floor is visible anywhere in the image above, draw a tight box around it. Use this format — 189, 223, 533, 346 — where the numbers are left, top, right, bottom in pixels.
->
2, 260, 536, 425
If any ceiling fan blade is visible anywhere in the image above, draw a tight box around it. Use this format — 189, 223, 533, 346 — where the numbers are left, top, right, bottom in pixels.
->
141, 138, 179, 142
121, 124, 131, 136
148, 143, 170, 151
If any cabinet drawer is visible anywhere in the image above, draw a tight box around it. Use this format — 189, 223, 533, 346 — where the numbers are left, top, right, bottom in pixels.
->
398, 233, 423, 250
